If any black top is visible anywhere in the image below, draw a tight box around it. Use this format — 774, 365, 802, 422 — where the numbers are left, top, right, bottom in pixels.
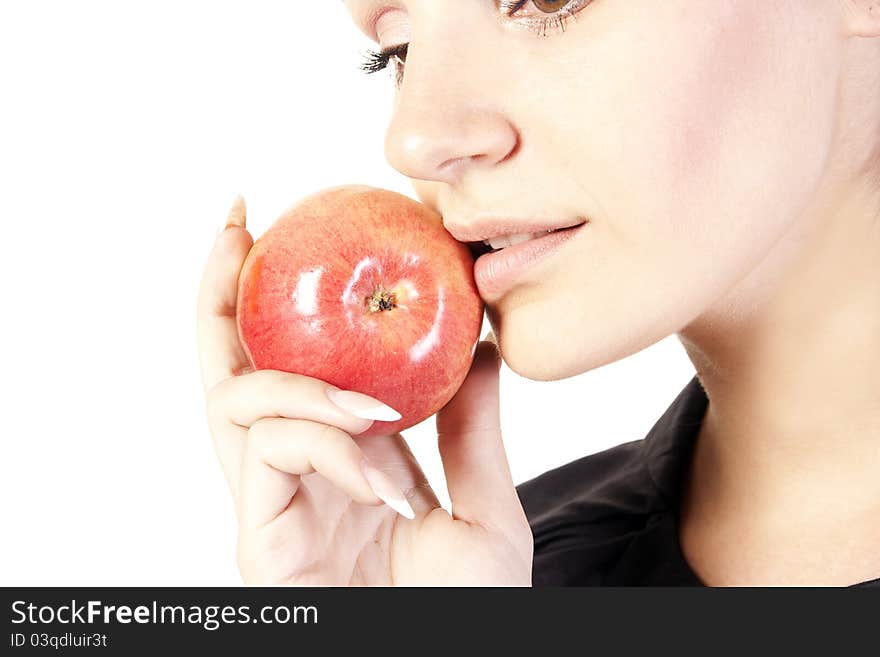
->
516, 375, 880, 587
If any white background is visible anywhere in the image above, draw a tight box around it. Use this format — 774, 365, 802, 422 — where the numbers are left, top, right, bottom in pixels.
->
0, 1, 695, 585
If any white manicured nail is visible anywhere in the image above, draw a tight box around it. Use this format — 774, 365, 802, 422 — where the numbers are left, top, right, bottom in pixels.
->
326, 387, 402, 422
360, 460, 415, 520
226, 194, 246, 228
217, 195, 246, 239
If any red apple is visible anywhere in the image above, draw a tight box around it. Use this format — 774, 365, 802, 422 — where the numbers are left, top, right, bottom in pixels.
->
235, 185, 484, 437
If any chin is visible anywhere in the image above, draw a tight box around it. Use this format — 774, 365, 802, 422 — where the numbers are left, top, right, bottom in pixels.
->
492, 328, 586, 382
494, 310, 668, 382
488, 303, 585, 381
502, 350, 566, 381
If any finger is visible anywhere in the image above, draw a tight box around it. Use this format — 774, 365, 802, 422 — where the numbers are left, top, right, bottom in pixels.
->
358, 433, 442, 519
436, 337, 525, 531
238, 417, 383, 530
207, 369, 378, 433
206, 369, 376, 499
197, 195, 254, 395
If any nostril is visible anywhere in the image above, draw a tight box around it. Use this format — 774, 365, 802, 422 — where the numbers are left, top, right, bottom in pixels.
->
496, 132, 520, 166
436, 155, 470, 177
384, 99, 519, 184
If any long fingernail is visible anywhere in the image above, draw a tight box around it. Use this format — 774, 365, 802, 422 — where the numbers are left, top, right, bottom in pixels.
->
326, 387, 402, 422
226, 194, 246, 229
360, 459, 415, 520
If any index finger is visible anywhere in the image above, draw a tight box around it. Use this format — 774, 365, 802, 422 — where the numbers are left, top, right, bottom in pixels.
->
197, 195, 255, 394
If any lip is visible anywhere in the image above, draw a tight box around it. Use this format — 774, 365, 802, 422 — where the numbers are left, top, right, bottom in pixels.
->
473, 222, 587, 301
446, 217, 587, 244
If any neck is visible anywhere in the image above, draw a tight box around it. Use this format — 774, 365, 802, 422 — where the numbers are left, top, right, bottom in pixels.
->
679, 174, 880, 513
675, 176, 880, 585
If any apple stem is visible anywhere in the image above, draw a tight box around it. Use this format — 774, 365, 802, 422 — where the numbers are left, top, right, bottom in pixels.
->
366, 287, 397, 313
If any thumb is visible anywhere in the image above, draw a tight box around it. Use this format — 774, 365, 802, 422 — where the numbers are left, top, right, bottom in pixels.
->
436, 330, 523, 530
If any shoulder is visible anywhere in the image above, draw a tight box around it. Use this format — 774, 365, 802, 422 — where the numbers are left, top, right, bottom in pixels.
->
516, 438, 662, 585
515, 376, 708, 586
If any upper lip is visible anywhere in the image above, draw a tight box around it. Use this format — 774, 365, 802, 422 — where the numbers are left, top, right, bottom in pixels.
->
445, 217, 588, 244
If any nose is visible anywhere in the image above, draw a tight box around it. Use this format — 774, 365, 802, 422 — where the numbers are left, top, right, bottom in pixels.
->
383, 44, 519, 185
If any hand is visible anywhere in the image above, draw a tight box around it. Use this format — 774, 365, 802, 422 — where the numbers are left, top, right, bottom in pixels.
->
197, 196, 533, 585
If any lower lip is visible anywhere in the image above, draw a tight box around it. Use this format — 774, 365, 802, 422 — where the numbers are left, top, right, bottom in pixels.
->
473, 222, 586, 300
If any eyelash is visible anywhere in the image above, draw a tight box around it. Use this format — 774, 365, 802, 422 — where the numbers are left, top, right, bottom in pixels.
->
499, 0, 589, 36
359, 43, 409, 86
359, 0, 591, 83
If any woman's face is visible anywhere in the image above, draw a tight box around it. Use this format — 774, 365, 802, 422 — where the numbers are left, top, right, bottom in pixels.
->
345, 1, 847, 380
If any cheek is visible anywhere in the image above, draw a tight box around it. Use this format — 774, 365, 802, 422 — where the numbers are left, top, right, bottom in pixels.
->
596, 2, 838, 258
497, 2, 842, 379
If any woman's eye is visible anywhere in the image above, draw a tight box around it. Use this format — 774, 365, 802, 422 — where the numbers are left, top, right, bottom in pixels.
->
533, 0, 570, 12
500, 0, 592, 36
359, 0, 592, 86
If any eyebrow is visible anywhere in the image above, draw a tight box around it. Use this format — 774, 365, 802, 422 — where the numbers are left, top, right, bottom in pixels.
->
345, 0, 401, 42
345, 0, 378, 40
